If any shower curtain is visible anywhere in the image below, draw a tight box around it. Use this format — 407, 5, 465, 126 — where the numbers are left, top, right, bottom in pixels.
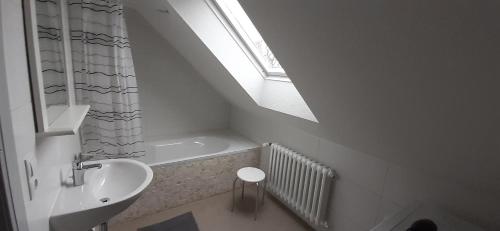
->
68, 0, 145, 159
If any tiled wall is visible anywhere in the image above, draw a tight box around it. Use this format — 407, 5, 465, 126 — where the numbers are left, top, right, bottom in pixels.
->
0, 1, 81, 231
111, 149, 260, 224
230, 107, 500, 231
124, 9, 230, 140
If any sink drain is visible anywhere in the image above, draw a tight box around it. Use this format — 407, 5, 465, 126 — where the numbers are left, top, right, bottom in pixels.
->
100, 197, 110, 203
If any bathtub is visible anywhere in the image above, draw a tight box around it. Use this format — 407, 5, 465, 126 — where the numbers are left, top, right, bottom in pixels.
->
137, 131, 259, 166
112, 131, 261, 223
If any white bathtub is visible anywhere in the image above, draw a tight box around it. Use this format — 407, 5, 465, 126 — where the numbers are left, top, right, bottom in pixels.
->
137, 131, 259, 166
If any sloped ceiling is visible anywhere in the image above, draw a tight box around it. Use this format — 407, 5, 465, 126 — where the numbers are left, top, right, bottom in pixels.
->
125, 0, 500, 194
125, 0, 317, 122
124, 0, 257, 113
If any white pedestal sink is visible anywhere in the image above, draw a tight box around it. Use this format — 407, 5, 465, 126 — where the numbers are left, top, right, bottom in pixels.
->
50, 159, 153, 231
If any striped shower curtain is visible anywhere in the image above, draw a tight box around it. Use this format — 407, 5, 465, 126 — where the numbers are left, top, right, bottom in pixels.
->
68, 0, 145, 159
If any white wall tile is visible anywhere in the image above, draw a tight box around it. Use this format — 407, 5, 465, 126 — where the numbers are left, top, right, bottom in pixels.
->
374, 197, 402, 224
230, 107, 274, 144
11, 104, 36, 157
23, 134, 80, 231
328, 179, 382, 231
7, 80, 81, 231
230, 107, 500, 230
382, 164, 499, 230
318, 138, 389, 195
10, 133, 81, 231
231, 107, 319, 158
231, 107, 384, 230
125, 10, 230, 140
382, 165, 432, 206
269, 124, 320, 159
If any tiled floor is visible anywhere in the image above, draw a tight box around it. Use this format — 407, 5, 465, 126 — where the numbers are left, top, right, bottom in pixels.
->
110, 187, 313, 231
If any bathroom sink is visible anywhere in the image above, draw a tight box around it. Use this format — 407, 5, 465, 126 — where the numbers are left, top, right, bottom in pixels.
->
50, 159, 153, 231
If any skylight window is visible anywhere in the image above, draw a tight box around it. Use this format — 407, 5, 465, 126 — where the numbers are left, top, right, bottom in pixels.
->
212, 0, 287, 78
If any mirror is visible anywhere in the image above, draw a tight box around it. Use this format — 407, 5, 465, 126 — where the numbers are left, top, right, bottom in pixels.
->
24, 0, 90, 136
35, 0, 69, 124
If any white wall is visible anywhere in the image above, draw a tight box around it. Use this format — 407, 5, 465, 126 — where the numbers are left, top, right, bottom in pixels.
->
125, 9, 230, 140
230, 106, 500, 231
0, 1, 81, 231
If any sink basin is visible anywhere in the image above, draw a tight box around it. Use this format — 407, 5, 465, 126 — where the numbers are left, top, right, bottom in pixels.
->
50, 159, 153, 231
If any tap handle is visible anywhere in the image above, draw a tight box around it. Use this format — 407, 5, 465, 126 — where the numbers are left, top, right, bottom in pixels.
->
74, 153, 81, 161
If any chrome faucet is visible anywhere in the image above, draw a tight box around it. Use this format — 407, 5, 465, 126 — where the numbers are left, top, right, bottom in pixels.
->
72, 154, 102, 186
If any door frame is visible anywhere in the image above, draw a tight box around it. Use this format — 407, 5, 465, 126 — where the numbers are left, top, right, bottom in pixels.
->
0, 120, 17, 231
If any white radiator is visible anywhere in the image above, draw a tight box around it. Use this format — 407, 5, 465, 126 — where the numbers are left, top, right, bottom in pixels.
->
266, 143, 335, 230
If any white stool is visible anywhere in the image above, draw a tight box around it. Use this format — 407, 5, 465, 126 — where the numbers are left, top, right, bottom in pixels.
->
231, 167, 266, 220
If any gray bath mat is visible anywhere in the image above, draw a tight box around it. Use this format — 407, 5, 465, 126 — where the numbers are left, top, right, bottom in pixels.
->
138, 212, 200, 231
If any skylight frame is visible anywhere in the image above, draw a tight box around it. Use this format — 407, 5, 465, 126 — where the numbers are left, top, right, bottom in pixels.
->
207, 0, 289, 81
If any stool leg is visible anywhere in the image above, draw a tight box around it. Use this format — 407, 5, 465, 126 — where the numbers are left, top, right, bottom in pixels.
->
254, 182, 259, 221
241, 181, 245, 200
232, 177, 238, 212
261, 180, 266, 205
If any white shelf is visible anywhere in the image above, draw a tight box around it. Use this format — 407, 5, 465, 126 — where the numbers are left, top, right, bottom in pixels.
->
42, 105, 90, 136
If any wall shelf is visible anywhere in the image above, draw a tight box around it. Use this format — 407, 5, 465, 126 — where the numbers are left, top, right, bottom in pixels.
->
41, 105, 90, 136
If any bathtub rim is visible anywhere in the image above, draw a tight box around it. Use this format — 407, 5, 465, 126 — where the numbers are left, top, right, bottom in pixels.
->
147, 146, 260, 167
142, 130, 260, 167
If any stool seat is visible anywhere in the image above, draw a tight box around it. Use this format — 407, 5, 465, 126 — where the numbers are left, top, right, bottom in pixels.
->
237, 167, 265, 183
